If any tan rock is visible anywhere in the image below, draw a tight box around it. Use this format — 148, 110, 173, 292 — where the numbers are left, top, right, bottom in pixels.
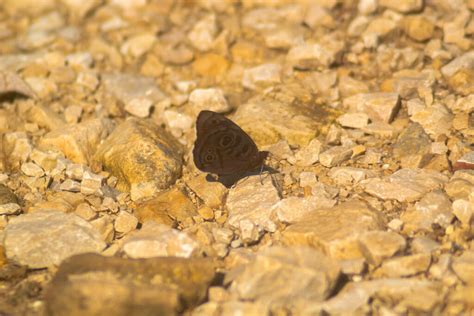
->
452, 251, 474, 284
393, 123, 432, 168
282, 199, 386, 259
192, 53, 229, 78
319, 146, 353, 167
403, 16, 434, 42
343, 93, 401, 123
186, 174, 227, 209
375, 253, 432, 277
95, 118, 183, 192
358, 231, 406, 266
114, 211, 138, 234
379, 0, 423, 13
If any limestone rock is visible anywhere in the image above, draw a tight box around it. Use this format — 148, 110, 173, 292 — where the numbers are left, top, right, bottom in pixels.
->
186, 174, 227, 209
358, 230, 406, 266
343, 93, 401, 123
375, 253, 432, 278
393, 123, 432, 168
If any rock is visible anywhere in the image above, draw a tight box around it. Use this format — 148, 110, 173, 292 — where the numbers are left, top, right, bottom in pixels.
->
410, 103, 453, 138
188, 88, 231, 117
441, 51, 474, 96
282, 199, 386, 259
232, 95, 326, 146
75, 202, 97, 221
134, 188, 197, 225
0, 203, 21, 215
375, 253, 432, 278
454, 151, 474, 171
186, 174, 227, 209
286, 41, 344, 70
445, 170, 474, 200
242, 63, 282, 90
90, 215, 114, 243
379, 0, 423, 13
39, 118, 114, 165
264, 27, 303, 50
192, 53, 229, 77
343, 93, 401, 123
361, 169, 448, 202
94, 118, 183, 192
114, 211, 138, 234
0, 71, 36, 98
309, 279, 444, 314
319, 146, 352, 167
411, 236, 440, 254
393, 123, 432, 168
452, 251, 474, 285
3, 132, 33, 169
226, 174, 280, 237
120, 33, 156, 59
121, 221, 199, 258
24, 102, 65, 131
187, 14, 217, 52
328, 167, 377, 185
337, 113, 370, 129
130, 181, 160, 202
338, 76, 369, 98
452, 198, 474, 226
102, 73, 166, 114
401, 190, 453, 233
402, 16, 434, 42
358, 231, 406, 266
4, 210, 105, 268
0, 184, 19, 205
229, 246, 340, 308
292, 138, 322, 166
45, 253, 215, 315
80, 170, 104, 195
272, 196, 333, 224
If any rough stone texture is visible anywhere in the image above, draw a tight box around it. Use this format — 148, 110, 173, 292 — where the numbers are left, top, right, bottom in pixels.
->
375, 253, 432, 278
226, 174, 281, 234
452, 251, 474, 285
45, 253, 215, 316
4, 210, 105, 268
282, 200, 386, 259
319, 146, 353, 168
229, 246, 341, 309
121, 221, 199, 259
361, 169, 449, 202
358, 231, 406, 266
393, 123, 433, 168
95, 118, 183, 192
272, 196, 333, 224
328, 167, 377, 185
186, 174, 227, 209
343, 93, 401, 123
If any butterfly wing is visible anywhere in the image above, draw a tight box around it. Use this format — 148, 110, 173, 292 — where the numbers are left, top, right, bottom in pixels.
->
193, 110, 264, 175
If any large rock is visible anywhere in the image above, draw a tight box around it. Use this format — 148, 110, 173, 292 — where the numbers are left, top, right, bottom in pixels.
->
94, 118, 183, 192
228, 246, 341, 310
45, 253, 215, 316
282, 199, 386, 259
4, 211, 106, 268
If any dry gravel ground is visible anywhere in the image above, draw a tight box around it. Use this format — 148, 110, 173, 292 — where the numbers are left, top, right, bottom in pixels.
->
0, 0, 473, 315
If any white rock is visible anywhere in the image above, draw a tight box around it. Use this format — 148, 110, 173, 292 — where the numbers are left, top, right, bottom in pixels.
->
0, 203, 21, 215
299, 171, 318, 188
189, 88, 231, 116
4, 210, 105, 268
21, 162, 44, 177
124, 98, 153, 118
187, 14, 217, 52
242, 63, 282, 90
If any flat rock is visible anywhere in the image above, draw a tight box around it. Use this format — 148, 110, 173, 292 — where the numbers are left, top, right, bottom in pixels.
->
410, 103, 453, 138
121, 221, 199, 259
337, 112, 370, 129
361, 168, 449, 202
328, 167, 377, 185
188, 88, 231, 117
286, 41, 344, 70
401, 190, 453, 233
39, 118, 114, 165
358, 230, 406, 266
379, 0, 423, 13
94, 118, 183, 192
343, 92, 401, 123
186, 174, 227, 209
229, 246, 340, 309
392, 123, 432, 168
445, 170, 474, 200
242, 63, 282, 90
282, 199, 386, 259
451, 251, 474, 285
45, 253, 215, 315
226, 174, 281, 235
4, 210, 105, 268
272, 196, 331, 224
375, 253, 432, 278
319, 146, 352, 167
292, 138, 322, 166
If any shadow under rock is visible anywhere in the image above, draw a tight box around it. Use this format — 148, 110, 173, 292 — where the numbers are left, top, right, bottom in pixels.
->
205, 166, 279, 188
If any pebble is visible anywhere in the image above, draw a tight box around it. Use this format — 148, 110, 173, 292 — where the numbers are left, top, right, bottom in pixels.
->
337, 112, 370, 129
59, 179, 81, 192
20, 162, 44, 177
379, 0, 423, 13
81, 170, 104, 195
393, 123, 432, 168
188, 88, 231, 116
114, 210, 138, 234
343, 93, 401, 123
375, 253, 432, 278
0, 203, 21, 215
188, 14, 217, 52
4, 210, 105, 268
286, 41, 344, 70
75, 202, 97, 221
319, 146, 353, 167
186, 174, 227, 209
242, 63, 282, 90
328, 167, 377, 185
122, 221, 199, 258
452, 198, 474, 226
358, 230, 406, 266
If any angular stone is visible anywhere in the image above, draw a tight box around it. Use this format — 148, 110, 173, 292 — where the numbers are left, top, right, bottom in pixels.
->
227, 174, 280, 233
452, 198, 474, 226
452, 251, 474, 284
286, 41, 344, 70
411, 236, 440, 254
337, 112, 370, 129
45, 253, 215, 315
114, 211, 138, 234
80, 170, 104, 195
343, 93, 401, 123
445, 170, 474, 200
393, 123, 432, 168
361, 169, 448, 202
186, 174, 227, 209
3, 132, 33, 169
188, 88, 231, 117
242, 63, 282, 90
282, 200, 386, 259
187, 14, 217, 52
410, 103, 453, 138
4, 210, 105, 268
403, 16, 434, 42
95, 118, 183, 192
0, 184, 19, 205
0, 203, 21, 215
454, 151, 474, 171
0, 71, 36, 98
135, 188, 197, 225
272, 196, 333, 224
39, 118, 114, 165
293, 138, 322, 167
229, 246, 340, 307
121, 221, 199, 258
375, 253, 432, 278
401, 190, 453, 233
319, 146, 352, 167
379, 0, 423, 13
358, 231, 406, 266
328, 167, 377, 185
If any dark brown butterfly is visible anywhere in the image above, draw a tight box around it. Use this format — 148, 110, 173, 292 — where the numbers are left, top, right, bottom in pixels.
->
193, 110, 268, 176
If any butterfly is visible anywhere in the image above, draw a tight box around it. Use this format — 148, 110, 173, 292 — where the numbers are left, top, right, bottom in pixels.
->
193, 110, 268, 176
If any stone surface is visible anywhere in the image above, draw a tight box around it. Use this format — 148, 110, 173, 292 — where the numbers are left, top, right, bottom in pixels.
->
229, 246, 340, 308
95, 118, 183, 192
272, 196, 333, 224
286, 41, 344, 70
186, 174, 227, 209
45, 253, 215, 315
393, 123, 432, 168
121, 221, 199, 259
375, 253, 432, 278
337, 113, 370, 129
452, 251, 474, 285
358, 231, 406, 266
4, 210, 105, 268
328, 167, 377, 185
188, 88, 231, 116
319, 146, 353, 167
343, 93, 401, 123
242, 63, 282, 90
282, 200, 386, 259
226, 174, 281, 237
114, 211, 138, 234
361, 169, 449, 202
410, 103, 453, 139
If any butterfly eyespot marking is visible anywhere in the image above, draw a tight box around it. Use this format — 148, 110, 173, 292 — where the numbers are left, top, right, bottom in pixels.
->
219, 134, 233, 148
205, 154, 216, 162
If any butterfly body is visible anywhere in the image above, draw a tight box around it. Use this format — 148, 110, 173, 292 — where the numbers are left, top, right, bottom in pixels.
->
193, 110, 268, 176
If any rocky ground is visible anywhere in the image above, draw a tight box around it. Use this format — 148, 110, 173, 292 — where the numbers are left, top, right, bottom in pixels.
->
0, 0, 473, 315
